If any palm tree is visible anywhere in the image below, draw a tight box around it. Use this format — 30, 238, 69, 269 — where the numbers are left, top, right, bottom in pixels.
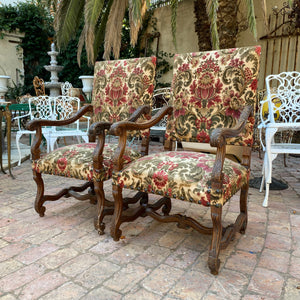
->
52, 0, 291, 64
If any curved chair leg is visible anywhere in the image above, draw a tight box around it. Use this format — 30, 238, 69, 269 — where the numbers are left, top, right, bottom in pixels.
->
82, 135, 89, 143
208, 206, 222, 275
49, 137, 57, 152
33, 170, 46, 217
76, 136, 81, 144
260, 152, 266, 193
94, 180, 106, 235
110, 185, 123, 241
239, 183, 248, 234
16, 132, 23, 166
262, 127, 277, 207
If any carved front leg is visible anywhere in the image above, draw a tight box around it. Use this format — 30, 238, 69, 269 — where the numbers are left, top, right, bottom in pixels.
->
239, 182, 248, 234
94, 181, 106, 235
208, 205, 222, 275
110, 185, 123, 241
33, 170, 46, 217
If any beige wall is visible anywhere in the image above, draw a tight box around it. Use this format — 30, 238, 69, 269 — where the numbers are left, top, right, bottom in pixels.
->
148, 0, 198, 84
149, 0, 296, 88
0, 31, 24, 87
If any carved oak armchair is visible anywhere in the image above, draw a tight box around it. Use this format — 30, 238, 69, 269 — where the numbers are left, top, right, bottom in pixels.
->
110, 47, 261, 275
27, 57, 156, 234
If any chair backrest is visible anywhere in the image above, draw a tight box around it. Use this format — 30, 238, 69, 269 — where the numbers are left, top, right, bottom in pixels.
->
165, 46, 261, 147
61, 81, 73, 96
262, 71, 300, 124
52, 96, 81, 130
91, 56, 156, 138
33, 76, 46, 96
28, 96, 53, 121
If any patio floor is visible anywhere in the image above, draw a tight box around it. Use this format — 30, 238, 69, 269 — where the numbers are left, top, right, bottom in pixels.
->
0, 139, 300, 299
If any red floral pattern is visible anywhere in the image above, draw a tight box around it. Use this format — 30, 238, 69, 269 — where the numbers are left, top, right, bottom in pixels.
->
166, 46, 261, 146
33, 143, 141, 181
113, 151, 249, 206
91, 57, 156, 138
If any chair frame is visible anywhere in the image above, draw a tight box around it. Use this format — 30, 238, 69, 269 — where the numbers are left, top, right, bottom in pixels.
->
259, 71, 300, 207
27, 57, 157, 238
26, 104, 151, 219
109, 105, 253, 275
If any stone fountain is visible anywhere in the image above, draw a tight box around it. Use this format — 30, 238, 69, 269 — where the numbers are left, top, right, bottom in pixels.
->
44, 43, 63, 96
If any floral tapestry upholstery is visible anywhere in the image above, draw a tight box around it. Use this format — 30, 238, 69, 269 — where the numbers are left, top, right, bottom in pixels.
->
165, 46, 261, 146
113, 151, 249, 207
92, 57, 156, 138
33, 143, 141, 182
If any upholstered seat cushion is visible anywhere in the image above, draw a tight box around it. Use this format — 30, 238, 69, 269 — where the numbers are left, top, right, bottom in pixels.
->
112, 151, 250, 206
33, 143, 141, 181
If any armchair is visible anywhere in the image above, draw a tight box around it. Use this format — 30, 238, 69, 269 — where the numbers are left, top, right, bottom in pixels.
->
110, 46, 261, 275
259, 71, 300, 207
27, 57, 156, 235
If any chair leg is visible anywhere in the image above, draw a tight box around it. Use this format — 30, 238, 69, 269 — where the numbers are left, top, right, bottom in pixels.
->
260, 152, 267, 193
239, 183, 248, 234
208, 205, 222, 275
110, 184, 123, 241
16, 132, 23, 166
262, 183, 270, 207
94, 180, 106, 235
82, 135, 89, 143
33, 170, 46, 217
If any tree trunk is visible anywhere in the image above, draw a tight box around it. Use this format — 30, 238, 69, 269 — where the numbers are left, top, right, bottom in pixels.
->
217, 0, 238, 49
194, 0, 239, 51
194, 0, 212, 51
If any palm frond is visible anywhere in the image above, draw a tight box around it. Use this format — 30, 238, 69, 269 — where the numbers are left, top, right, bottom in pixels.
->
92, 0, 114, 62
261, 0, 268, 32
81, 0, 105, 64
129, 0, 148, 46
104, 0, 128, 60
55, 0, 84, 48
205, 0, 219, 49
244, 0, 257, 40
170, 0, 178, 48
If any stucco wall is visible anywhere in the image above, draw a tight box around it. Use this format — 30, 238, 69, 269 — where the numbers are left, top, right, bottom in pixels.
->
148, 0, 199, 85
149, 0, 295, 87
0, 31, 24, 87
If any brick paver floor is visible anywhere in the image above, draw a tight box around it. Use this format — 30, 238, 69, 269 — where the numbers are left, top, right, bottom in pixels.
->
0, 145, 300, 299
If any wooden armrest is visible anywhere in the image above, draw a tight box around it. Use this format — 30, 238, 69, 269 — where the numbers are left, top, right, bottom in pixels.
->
89, 122, 112, 136
209, 105, 253, 190
26, 104, 93, 131
88, 105, 151, 136
110, 106, 173, 136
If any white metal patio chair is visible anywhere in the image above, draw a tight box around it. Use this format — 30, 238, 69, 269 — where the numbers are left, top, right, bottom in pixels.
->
258, 71, 300, 207
48, 96, 90, 151
14, 96, 54, 165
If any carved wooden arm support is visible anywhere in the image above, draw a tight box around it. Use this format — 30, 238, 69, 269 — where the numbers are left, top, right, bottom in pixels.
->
110, 106, 173, 136
89, 105, 152, 174
111, 106, 173, 172
209, 105, 253, 190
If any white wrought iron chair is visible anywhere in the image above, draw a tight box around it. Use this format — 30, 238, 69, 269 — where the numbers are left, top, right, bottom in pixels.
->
48, 96, 90, 151
259, 71, 300, 207
150, 87, 171, 142
61, 81, 73, 96
14, 96, 54, 165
